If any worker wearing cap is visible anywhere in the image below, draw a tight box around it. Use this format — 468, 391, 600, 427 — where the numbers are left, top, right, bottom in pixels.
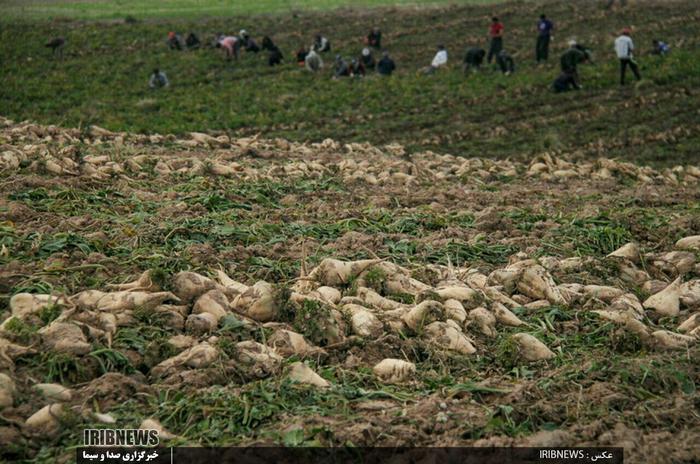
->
614, 27, 641, 85
360, 47, 376, 71
239, 29, 260, 52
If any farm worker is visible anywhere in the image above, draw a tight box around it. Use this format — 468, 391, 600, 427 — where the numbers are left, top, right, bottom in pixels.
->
360, 47, 376, 71
560, 39, 590, 87
185, 32, 201, 49
296, 46, 309, 66
487, 17, 504, 63
424, 44, 447, 74
350, 58, 366, 77
552, 71, 580, 92
536, 14, 554, 63
217, 35, 240, 60
262, 36, 283, 66
366, 28, 382, 49
149, 68, 169, 89
651, 39, 670, 56
496, 49, 515, 75
377, 51, 396, 76
464, 47, 486, 72
262, 36, 277, 51
615, 27, 641, 85
239, 30, 260, 53
560, 40, 590, 72
167, 32, 183, 50
333, 55, 351, 78
45, 37, 65, 59
305, 49, 323, 72
245, 37, 260, 52
313, 35, 331, 53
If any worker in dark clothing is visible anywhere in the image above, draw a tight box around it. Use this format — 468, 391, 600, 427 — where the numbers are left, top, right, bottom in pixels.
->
246, 39, 260, 52
561, 42, 591, 71
464, 47, 486, 73
560, 40, 590, 88
536, 14, 554, 63
185, 33, 201, 49
313, 35, 331, 53
45, 37, 65, 59
366, 28, 382, 49
560, 41, 591, 72
350, 58, 366, 77
552, 71, 580, 92
239, 30, 260, 53
262, 36, 275, 51
333, 55, 350, 78
496, 50, 515, 75
262, 36, 283, 66
360, 48, 376, 71
487, 17, 504, 63
377, 51, 396, 76
167, 32, 184, 50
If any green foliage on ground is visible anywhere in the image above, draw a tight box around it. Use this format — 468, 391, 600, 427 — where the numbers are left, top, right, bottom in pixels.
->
1, 0, 699, 165
1, 0, 510, 21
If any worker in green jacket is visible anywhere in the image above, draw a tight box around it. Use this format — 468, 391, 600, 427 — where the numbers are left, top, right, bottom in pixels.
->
559, 40, 591, 88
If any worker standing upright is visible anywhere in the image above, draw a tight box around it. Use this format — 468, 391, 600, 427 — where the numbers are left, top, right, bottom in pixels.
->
614, 28, 641, 85
536, 14, 554, 63
487, 17, 504, 64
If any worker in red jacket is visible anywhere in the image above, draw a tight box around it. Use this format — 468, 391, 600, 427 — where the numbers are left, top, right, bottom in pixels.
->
487, 17, 504, 63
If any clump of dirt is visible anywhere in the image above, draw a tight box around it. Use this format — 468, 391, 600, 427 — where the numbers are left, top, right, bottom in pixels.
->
77, 373, 152, 410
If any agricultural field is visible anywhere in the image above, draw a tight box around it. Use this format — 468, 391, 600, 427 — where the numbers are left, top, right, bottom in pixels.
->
1, 0, 700, 165
0, 0, 507, 21
0, 0, 700, 463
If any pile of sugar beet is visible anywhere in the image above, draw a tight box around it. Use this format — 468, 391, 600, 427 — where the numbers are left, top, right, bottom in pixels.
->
1, 233, 699, 440
2, 118, 700, 187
